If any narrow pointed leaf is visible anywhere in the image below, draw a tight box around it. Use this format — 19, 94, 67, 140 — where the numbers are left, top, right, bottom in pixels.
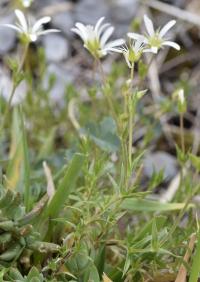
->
46, 153, 85, 218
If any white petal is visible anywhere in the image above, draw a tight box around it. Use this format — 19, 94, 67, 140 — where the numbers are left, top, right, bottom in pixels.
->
75, 23, 88, 41
145, 46, 158, 54
95, 17, 105, 34
144, 14, 155, 36
135, 37, 145, 51
97, 23, 110, 37
32, 16, 51, 33
1, 24, 22, 33
36, 29, 60, 37
30, 34, 37, 41
100, 26, 114, 46
143, 48, 156, 54
162, 41, 180, 50
159, 20, 176, 38
71, 27, 85, 41
104, 38, 125, 49
151, 46, 158, 53
103, 47, 123, 53
124, 53, 132, 68
15, 9, 28, 32
127, 32, 148, 43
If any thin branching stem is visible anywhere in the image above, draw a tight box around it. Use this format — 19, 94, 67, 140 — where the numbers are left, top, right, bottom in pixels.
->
0, 42, 29, 136
97, 58, 118, 121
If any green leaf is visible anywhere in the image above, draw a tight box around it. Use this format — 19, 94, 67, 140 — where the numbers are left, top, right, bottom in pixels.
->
123, 255, 131, 277
121, 198, 191, 212
19, 107, 31, 212
6, 107, 23, 190
6, 268, 24, 281
46, 153, 85, 218
94, 244, 105, 277
87, 264, 100, 282
189, 232, 200, 282
133, 216, 166, 242
26, 267, 43, 281
151, 218, 159, 251
189, 153, 200, 172
82, 117, 120, 152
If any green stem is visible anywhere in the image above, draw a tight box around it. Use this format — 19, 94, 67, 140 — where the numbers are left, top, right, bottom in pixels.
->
137, 55, 154, 89
128, 66, 134, 167
180, 113, 185, 153
97, 59, 118, 121
0, 43, 29, 136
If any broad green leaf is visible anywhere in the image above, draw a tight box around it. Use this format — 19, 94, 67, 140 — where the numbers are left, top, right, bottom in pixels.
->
81, 117, 120, 152
87, 264, 100, 282
26, 266, 43, 281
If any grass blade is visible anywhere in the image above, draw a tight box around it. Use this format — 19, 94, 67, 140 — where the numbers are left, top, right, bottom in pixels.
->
46, 153, 85, 218
189, 231, 200, 282
121, 198, 191, 212
20, 107, 31, 212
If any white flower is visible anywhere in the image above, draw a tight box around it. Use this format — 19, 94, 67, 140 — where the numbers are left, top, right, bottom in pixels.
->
117, 38, 154, 68
2, 9, 59, 42
128, 14, 180, 54
71, 17, 125, 58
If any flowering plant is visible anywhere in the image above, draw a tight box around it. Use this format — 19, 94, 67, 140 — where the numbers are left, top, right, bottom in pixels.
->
128, 14, 180, 54
2, 9, 59, 43
1, 7, 197, 282
71, 17, 125, 58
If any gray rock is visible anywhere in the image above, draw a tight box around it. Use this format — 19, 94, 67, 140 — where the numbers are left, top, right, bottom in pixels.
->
143, 151, 178, 181
74, 0, 109, 24
52, 11, 74, 37
0, 68, 27, 105
42, 33, 69, 62
109, 0, 138, 24
0, 14, 16, 55
33, 0, 65, 9
43, 63, 77, 104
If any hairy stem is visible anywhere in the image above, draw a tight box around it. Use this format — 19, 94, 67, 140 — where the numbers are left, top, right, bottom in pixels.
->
128, 66, 134, 167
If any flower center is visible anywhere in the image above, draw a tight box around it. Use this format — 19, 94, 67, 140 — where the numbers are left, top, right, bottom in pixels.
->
149, 33, 162, 48
84, 26, 102, 58
127, 47, 142, 63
